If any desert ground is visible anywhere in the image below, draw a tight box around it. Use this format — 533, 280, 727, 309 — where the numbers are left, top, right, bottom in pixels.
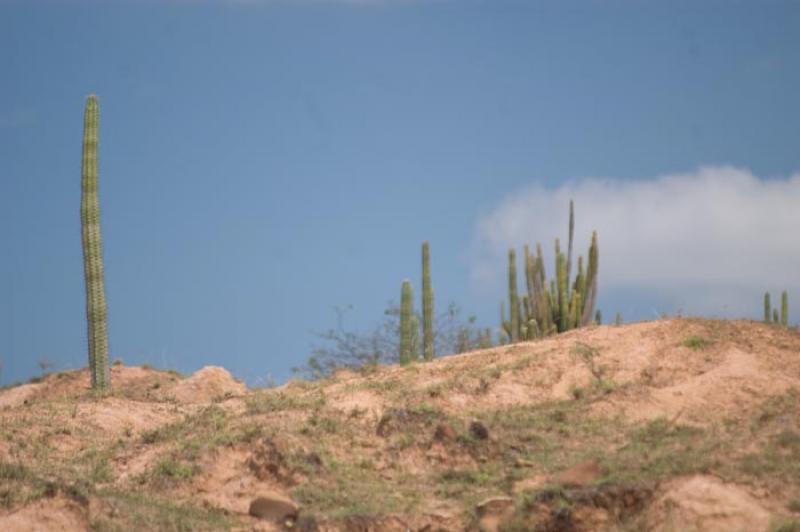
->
1, 318, 799, 531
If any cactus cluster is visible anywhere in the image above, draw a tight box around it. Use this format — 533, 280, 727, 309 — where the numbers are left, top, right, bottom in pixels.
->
501, 201, 599, 342
399, 242, 437, 365
763, 291, 789, 327
81, 95, 111, 390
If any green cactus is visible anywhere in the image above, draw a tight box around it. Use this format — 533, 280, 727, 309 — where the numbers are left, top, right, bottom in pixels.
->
781, 291, 788, 327
410, 314, 420, 358
421, 241, 434, 361
773, 309, 779, 324
508, 249, 520, 343
615, 312, 623, 326
500, 300, 510, 339
81, 95, 110, 391
595, 309, 602, 325
575, 256, 585, 303
556, 245, 568, 332
399, 279, 415, 365
764, 292, 772, 323
527, 319, 539, 340
497, 329, 509, 346
581, 231, 599, 326
566, 199, 574, 295
505, 202, 599, 338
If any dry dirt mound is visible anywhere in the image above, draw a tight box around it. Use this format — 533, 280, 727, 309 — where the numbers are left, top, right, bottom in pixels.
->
646, 475, 772, 532
380, 318, 800, 426
0, 497, 86, 532
0, 318, 798, 531
0, 364, 184, 405
165, 366, 247, 404
0, 383, 41, 410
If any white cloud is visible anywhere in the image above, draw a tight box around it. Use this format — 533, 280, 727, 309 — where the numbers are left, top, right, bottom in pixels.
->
471, 166, 800, 318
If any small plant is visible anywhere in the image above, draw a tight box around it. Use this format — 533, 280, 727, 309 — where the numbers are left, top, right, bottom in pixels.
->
37, 358, 55, 375
683, 335, 710, 350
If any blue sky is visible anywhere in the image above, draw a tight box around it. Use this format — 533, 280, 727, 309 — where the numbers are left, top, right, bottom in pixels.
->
1, 0, 799, 386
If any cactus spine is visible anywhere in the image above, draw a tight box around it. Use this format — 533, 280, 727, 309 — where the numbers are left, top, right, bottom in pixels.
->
508, 249, 520, 343
764, 292, 772, 323
421, 241, 434, 361
781, 291, 789, 327
81, 95, 110, 390
399, 280, 415, 365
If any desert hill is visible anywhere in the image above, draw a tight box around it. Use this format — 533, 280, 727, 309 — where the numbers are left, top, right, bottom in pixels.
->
0, 318, 799, 531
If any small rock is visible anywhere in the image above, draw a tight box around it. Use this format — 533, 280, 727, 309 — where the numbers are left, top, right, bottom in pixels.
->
304, 451, 323, 468
248, 492, 299, 523
476, 496, 515, 532
470, 420, 489, 440
476, 496, 514, 517
433, 423, 457, 442
512, 475, 546, 494
553, 458, 600, 488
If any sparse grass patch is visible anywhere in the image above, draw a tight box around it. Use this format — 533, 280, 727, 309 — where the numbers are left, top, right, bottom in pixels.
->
153, 458, 198, 481
292, 466, 421, 519
736, 429, 800, 481
302, 413, 341, 436
683, 335, 711, 349
245, 390, 324, 415
772, 520, 800, 532
604, 418, 716, 483
91, 489, 234, 531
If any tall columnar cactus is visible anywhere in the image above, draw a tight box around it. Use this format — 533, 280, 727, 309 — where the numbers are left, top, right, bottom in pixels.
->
500, 300, 508, 339
527, 319, 539, 340
508, 249, 520, 343
555, 245, 568, 332
764, 292, 772, 323
781, 291, 789, 328
580, 231, 599, 326
773, 309, 780, 324
421, 241, 434, 361
399, 280, 415, 365
410, 314, 420, 359
566, 199, 574, 295
81, 95, 110, 390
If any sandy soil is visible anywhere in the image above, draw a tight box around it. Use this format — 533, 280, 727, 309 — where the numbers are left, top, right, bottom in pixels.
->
0, 318, 798, 531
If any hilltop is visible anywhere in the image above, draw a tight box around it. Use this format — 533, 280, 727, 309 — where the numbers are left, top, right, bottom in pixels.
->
1, 318, 799, 531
